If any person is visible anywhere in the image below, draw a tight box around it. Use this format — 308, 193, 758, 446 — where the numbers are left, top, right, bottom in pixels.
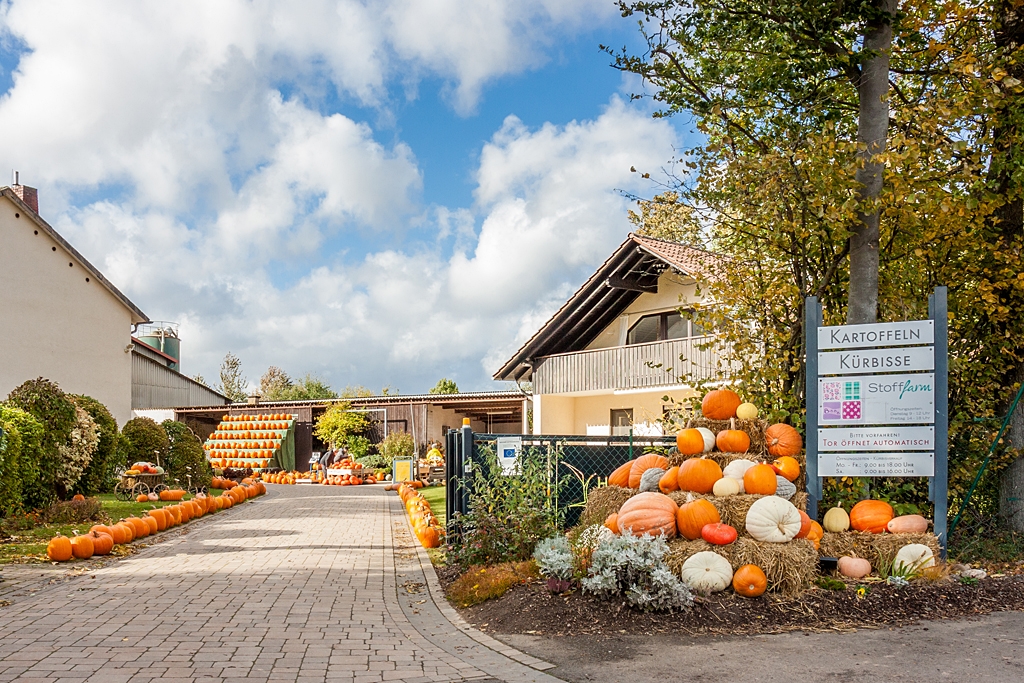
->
319, 448, 335, 471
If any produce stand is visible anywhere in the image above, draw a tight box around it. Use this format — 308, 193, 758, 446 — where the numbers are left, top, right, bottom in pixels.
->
114, 471, 167, 500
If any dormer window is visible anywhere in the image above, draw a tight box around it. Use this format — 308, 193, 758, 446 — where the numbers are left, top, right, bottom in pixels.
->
627, 310, 705, 345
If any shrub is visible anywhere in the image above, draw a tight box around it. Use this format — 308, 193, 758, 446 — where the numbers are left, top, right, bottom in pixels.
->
344, 434, 371, 458
378, 431, 414, 468
533, 536, 574, 581
73, 396, 119, 495
447, 445, 564, 568
580, 534, 694, 612
314, 402, 369, 448
57, 406, 99, 497
162, 420, 211, 489
446, 561, 538, 607
0, 406, 43, 516
5, 378, 79, 505
120, 417, 169, 468
38, 497, 103, 525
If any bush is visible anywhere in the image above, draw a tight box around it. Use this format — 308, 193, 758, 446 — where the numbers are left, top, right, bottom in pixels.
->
446, 561, 539, 607
120, 417, 169, 469
73, 396, 119, 495
5, 378, 79, 505
38, 497, 103, 525
0, 406, 44, 516
447, 445, 564, 568
56, 405, 99, 498
314, 402, 369, 448
378, 431, 414, 468
580, 534, 693, 612
344, 434, 371, 458
162, 420, 211, 489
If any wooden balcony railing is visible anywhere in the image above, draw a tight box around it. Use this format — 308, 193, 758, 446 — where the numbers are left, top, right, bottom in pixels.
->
532, 335, 724, 395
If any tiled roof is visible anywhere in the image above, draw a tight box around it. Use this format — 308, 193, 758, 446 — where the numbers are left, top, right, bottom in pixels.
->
631, 233, 726, 280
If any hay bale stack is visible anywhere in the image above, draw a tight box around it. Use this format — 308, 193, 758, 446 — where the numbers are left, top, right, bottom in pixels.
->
668, 491, 808, 530
666, 450, 807, 493
666, 537, 817, 596
685, 417, 769, 456
580, 485, 635, 527
818, 531, 942, 568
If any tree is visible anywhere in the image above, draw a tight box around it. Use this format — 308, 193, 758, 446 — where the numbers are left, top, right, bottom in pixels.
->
339, 385, 374, 398
162, 420, 211, 490
260, 366, 292, 400
218, 352, 248, 402
120, 417, 170, 469
73, 395, 119, 495
191, 374, 210, 388
314, 403, 370, 448
280, 374, 337, 400
429, 378, 459, 395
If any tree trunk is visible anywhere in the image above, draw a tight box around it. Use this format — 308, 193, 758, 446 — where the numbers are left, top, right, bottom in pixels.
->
993, 0, 1024, 530
847, 0, 896, 325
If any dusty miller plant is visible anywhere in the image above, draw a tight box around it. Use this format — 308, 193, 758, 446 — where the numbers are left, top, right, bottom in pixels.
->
581, 533, 693, 612
533, 536, 574, 581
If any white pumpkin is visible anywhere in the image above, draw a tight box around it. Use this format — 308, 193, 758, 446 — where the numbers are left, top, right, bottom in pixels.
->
723, 458, 756, 480
696, 427, 716, 453
735, 402, 758, 420
745, 496, 802, 543
680, 551, 733, 593
774, 475, 796, 500
823, 506, 850, 532
712, 477, 741, 497
894, 544, 935, 575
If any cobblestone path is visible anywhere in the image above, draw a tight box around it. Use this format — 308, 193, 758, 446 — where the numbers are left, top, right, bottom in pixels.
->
0, 485, 561, 683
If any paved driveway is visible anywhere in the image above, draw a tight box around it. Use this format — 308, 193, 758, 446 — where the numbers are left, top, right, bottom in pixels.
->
0, 485, 560, 683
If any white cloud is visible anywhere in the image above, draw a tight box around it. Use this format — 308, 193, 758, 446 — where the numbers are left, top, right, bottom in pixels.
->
1, 2, 679, 392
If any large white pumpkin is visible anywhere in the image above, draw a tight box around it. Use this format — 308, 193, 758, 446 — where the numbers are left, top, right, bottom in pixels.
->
723, 458, 756, 480
745, 496, 802, 542
696, 428, 716, 453
894, 544, 935, 575
680, 551, 733, 593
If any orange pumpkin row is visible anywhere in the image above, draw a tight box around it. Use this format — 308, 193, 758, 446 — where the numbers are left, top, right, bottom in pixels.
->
324, 474, 377, 486
390, 483, 443, 548
263, 472, 297, 484
222, 413, 293, 421
608, 454, 801, 496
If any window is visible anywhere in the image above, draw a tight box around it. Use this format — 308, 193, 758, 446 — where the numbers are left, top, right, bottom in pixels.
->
610, 409, 633, 436
627, 310, 707, 345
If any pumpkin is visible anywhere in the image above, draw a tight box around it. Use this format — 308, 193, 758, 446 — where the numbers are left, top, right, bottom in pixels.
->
794, 510, 813, 539
701, 522, 737, 545
743, 463, 778, 495
774, 475, 796, 500
47, 535, 73, 562
849, 500, 894, 534
712, 477, 741, 497
143, 516, 158, 534
608, 460, 634, 488
629, 454, 670, 488
745, 496, 801, 542
111, 523, 132, 544
771, 456, 801, 482
894, 544, 935, 574
838, 556, 872, 579
887, 514, 929, 534
89, 531, 114, 556
89, 524, 112, 537
147, 492, 159, 501
125, 517, 149, 538
680, 551, 733, 593
732, 564, 767, 597
722, 458, 756, 481
735, 402, 758, 420
765, 423, 802, 457
676, 429, 706, 456
136, 494, 149, 503
419, 526, 441, 548
639, 467, 666, 493
659, 467, 680, 494
72, 494, 85, 501
702, 388, 741, 420
676, 496, 721, 540
70, 534, 94, 559
604, 513, 620, 534
807, 521, 823, 549
617, 492, 678, 538
715, 419, 751, 453
676, 457, 723, 494
823, 506, 850, 532
148, 509, 168, 531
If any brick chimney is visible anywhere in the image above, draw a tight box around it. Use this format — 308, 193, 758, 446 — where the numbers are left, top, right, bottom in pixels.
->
11, 171, 38, 214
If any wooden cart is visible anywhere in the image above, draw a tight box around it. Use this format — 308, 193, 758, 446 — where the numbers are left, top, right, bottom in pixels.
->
114, 471, 167, 501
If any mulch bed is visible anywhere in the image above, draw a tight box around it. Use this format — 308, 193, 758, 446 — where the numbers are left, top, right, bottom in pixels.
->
445, 572, 1024, 637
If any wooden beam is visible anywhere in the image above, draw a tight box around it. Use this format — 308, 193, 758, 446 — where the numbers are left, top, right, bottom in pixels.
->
605, 276, 658, 294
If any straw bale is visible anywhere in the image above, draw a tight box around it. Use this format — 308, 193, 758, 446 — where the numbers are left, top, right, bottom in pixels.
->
579, 485, 635, 528
668, 491, 807, 530
685, 417, 769, 456
818, 531, 942, 568
666, 537, 817, 596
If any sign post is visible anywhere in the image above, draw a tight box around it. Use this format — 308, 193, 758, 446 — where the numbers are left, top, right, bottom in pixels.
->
806, 287, 948, 552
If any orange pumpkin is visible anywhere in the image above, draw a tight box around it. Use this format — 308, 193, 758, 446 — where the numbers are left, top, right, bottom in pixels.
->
70, 534, 94, 560
733, 564, 767, 597
771, 456, 801, 482
676, 496, 721, 540
676, 429, 706, 456
136, 494, 149, 503
608, 459, 635, 488
658, 466, 680, 494
794, 510, 813, 539
47, 535, 73, 562
675, 457, 723, 494
765, 423, 802, 457
701, 388, 742, 420
628, 454, 670, 489
112, 523, 133, 543
148, 509, 168, 531
604, 513, 620, 534
715, 419, 750, 453
849, 499, 894, 534
89, 524, 112, 537
142, 516, 158, 534
806, 521, 824, 550
743, 464, 778, 495
89, 531, 114, 556
125, 517, 149, 538
72, 494, 85, 501
617, 492, 678, 538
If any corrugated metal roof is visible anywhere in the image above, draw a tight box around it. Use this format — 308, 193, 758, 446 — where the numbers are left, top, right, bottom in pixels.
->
172, 390, 529, 413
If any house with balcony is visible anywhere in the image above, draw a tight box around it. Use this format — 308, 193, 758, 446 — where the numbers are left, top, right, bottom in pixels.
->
494, 233, 725, 436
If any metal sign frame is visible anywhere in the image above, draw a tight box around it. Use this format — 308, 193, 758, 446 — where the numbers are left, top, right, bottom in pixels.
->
806, 287, 948, 551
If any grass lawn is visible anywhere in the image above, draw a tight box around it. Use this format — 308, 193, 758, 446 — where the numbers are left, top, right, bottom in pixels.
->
421, 485, 446, 529
0, 493, 205, 565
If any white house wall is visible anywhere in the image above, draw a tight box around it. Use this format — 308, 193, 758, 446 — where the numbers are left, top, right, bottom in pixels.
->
0, 196, 135, 425
535, 388, 696, 436
584, 272, 703, 351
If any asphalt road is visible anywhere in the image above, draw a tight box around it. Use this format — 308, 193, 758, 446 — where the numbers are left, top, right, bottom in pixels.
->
496, 609, 1024, 682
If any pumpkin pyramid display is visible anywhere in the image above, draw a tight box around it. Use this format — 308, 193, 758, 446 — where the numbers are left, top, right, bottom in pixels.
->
203, 413, 296, 471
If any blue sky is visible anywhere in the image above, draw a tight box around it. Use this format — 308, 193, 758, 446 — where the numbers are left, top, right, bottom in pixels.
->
0, 1, 692, 395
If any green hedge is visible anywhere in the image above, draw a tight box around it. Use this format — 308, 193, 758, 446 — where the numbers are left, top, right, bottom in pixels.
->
0, 405, 44, 516
162, 420, 211, 489
5, 378, 78, 507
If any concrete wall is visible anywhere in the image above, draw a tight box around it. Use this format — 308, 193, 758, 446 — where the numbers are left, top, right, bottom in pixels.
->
585, 272, 703, 351
535, 387, 697, 436
0, 197, 135, 425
